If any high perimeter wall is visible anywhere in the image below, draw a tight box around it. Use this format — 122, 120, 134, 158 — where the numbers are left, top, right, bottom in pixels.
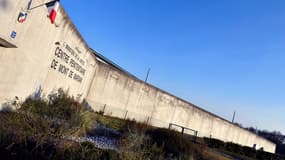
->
85, 57, 276, 153
0, 0, 96, 103
0, 1, 276, 153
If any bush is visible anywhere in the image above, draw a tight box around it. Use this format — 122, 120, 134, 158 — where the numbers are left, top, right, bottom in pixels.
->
21, 89, 84, 121
241, 145, 256, 157
225, 142, 243, 154
0, 89, 92, 159
18, 89, 85, 136
204, 137, 225, 149
146, 128, 194, 159
118, 120, 164, 160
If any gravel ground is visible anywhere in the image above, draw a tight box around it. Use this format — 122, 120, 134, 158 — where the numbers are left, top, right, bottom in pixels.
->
68, 136, 118, 150
67, 123, 121, 150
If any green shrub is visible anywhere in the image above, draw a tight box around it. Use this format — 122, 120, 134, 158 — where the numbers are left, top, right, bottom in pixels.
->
18, 89, 85, 136
146, 128, 194, 159
241, 145, 256, 157
0, 89, 92, 159
225, 142, 244, 154
204, 137, 225, 149
117, 119, 164, 160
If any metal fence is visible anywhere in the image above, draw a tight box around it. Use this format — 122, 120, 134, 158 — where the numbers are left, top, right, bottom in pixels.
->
84, 99, 170, 127
84, 99, 198, 136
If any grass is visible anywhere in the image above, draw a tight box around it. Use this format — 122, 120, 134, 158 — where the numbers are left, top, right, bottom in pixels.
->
204, 137, 285, 160
1, 89, 282, 160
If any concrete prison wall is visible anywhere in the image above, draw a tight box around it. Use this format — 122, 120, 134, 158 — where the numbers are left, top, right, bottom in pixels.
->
85, 56, 276, 153
0, 0, 96, 103
0, 0, 276, 153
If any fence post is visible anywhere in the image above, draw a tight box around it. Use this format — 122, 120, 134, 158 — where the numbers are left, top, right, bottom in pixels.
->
146, 116, 150, 125
102, 104, 106, 114
181, 127, 185, 135
193, 131, 198, 142
124, 111, 128, 120
168, 123, 172, 129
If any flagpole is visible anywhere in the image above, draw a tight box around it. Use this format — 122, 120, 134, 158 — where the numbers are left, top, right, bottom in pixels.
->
28, 0, 59, 11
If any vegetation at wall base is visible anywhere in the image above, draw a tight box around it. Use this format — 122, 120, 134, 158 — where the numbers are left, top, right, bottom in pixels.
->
0, 89, 284, 160
204, 137, 285, 160
244, 127, 285, 156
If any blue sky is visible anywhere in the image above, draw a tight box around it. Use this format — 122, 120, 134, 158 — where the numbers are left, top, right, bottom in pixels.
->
61, 0, 285, 133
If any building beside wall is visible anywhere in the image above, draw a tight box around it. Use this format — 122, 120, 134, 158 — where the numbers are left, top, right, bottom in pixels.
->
0, 0, 276, 153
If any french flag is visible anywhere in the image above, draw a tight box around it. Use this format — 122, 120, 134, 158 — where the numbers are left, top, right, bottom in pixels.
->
46, 0, 60, 24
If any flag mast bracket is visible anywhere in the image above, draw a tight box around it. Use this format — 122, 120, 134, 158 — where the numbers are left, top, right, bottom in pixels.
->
26, 0, 60, 12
